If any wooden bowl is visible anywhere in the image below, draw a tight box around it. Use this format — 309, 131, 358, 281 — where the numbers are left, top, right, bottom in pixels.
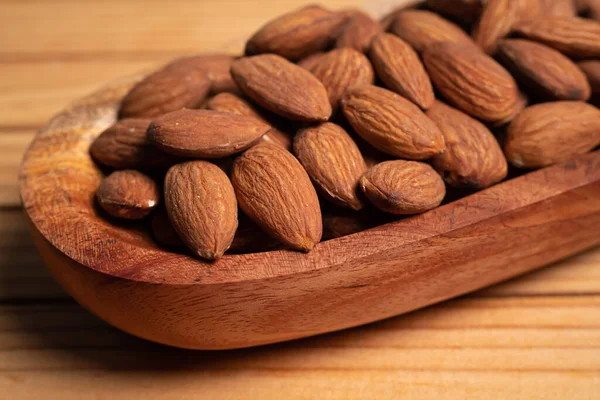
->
20, 75, 600, 350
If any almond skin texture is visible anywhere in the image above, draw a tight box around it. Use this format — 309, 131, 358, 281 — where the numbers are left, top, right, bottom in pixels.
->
514, 17, 600, 59
472, 0, 543, 55
578, 60, 600, 95
543, 0, 578, 16
310, 48, 375, 113
391, 10, 475, 53
207, 92, 292, 150
147, 109, 270, 158
504, 101, 600, 168
297, 52, 326, 70
335, 10, 382, 53
359, 160, 446, 215
231, 143, 322, 252
369, 33, 435, 110
119, 66, 211, 119
423, 42, 520, 122
245, 5, 345, 61
164, 161, 238, 260
231, 54, 332, 122
96, 170, 160, 220
341, 85, 445, 159
166, 54, 237, 94
427, 0, 483, 25
498, 39, 591, 101
428, 101, 508, 189
294, 123, 368, 210
90, 118, 179, 171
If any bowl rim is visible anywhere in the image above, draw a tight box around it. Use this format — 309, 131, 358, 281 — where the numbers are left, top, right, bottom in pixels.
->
19, 75, 600, 286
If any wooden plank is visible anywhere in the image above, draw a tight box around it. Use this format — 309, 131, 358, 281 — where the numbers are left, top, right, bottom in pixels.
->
0, 297, 598, 399
0, 131, 35, 207
0, 0, 375, 56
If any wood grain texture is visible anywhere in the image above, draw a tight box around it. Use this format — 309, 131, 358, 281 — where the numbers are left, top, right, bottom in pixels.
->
19, 75, 600, 348
2, 0, 600, 397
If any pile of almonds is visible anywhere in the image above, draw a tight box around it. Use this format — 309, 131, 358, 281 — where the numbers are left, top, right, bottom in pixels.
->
90, 0, 600, 261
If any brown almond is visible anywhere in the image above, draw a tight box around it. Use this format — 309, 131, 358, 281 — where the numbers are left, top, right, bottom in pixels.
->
151, 207, 184, 248
490, 89, 529, 127
229, 213, 284, 253
543, 0, 578, 17
514, 17, 600, 59
90, 118, 179, 171
504, 101, 600, 168
119, 66, 211, 119
231, 143, 322, 252
147, 109, 270, 158
359, 160, 446, 215
245, 5, 345, 61
96, 170, 160, 219
231, 54, 332, 122
578, 60, 600, 95
473, 0, 543, 55
310, 48, 375, 112
498, 39, 591, 101
207, 92, 292, 150
166, 54, 238, 94
165, 161, 238, 260
391, 10, 475, 53
341, 85, 445, 159
423, 42, 520, 122
297, 52, 326, 70
428, 101, 508, 189
294, 123, 368, 210
369, 33, 435, 110
379, 2, 427, 31
335, 10, 382, 53
427, 0, 483, 25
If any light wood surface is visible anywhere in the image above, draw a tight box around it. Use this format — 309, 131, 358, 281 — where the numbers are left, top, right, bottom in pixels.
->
2, 0, 600, 398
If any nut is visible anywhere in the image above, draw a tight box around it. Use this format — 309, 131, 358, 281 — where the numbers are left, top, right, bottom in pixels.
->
96, 170, 160, 219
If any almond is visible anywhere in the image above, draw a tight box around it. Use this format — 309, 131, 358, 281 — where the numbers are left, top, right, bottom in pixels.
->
119, 65, 211, 119
369, 33, 435, 110
322, 206, 388, 240
335, 10, 382, 53
427, 0, 483, 25
297, 52, 326, 70
231, 143, 322, 251
498, 39, 591, 101
310, 48, 375, 112
359, 160, 446, 215
379, 2, 426, 31
164, 161, 238, 260
231, 54, 332, 122
391, 10, 475, 53
423, 42, 520, 122
543, 0, 578, 17
428, 101, 508, 189
207, 92, 292, 150
504, 101, 600, 168
166, 54, 238, 94
341, 85, 445, 159
514, 17, 600, 59
96, 170, 160, 219
147, 109, 270, 158
229, 213, 284, 253
90, 118, 179, 171
490, 89, 529, 127
245, 5, 345, 61
472, 0, 543, 55
294, 122, 367, 210
578, 60, 600, 95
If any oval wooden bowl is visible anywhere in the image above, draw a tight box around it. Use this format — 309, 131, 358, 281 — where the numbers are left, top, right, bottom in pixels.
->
20, 75, 600, 350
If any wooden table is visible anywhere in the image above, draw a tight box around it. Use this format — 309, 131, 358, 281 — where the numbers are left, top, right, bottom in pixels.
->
1, 1, 599, 398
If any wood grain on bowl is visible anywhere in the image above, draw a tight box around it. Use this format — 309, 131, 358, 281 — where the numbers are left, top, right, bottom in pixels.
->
18, 68, 600, 351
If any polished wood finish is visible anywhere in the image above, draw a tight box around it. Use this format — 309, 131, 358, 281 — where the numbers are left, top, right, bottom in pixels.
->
19, 75, 600, 349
